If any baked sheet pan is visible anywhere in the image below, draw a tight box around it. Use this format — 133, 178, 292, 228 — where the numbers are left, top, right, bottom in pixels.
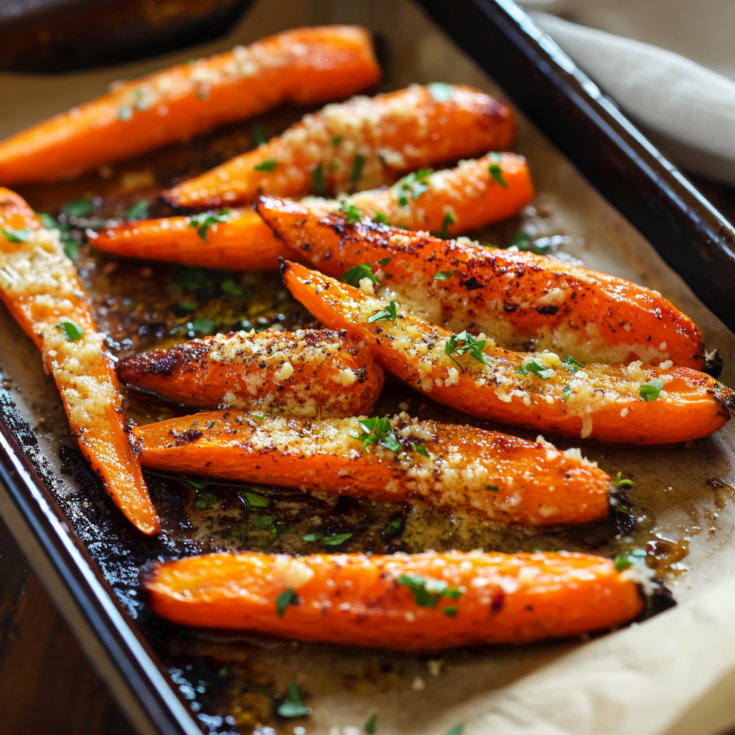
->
2, 1, 735, 734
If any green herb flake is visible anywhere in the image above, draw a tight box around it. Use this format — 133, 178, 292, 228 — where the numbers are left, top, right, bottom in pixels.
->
613, 472, 634, 490
195, 491, 217, 509
515, 360, 553, 380
616, 505, 631, 515
510, 231, 531, 250
254, 159, 278, 172
250, 121, 269, 147
250, 514, 275, 529
276, 588, 297, 618
277, 681, 309, 718
118, 105, 133, 121
207, 421, 215, 430
562, 385, 572, 402
367, 301, 398, 324
351, 153, 366, 186
614, 548, 647, 572
428, 82, 453, 101
365, 713, 378, 734
1, 227, 31, 243
445, 726, 464, 735
639, 378, 664, 401
187, 209, 231, 242
63, 238, 81, 261
352, 416, 402, 453
55, 320, 84, 342
243, 490, 269, 509
60, 199, 93, 218
382, 518, 402, 539
340, 200, 364, 225
125, 199, 149, 220
221, 278, 245, 298
434, 269, 457, 282
563, 355, 585, 373
178, 301, 197, 312
438, 210, 455, 239
395, 168, 432, 206
374, 212, 390, 225
311, 163, 326, 194
442, 605, 459, 617
190, 317, 216, 334
331, 134, 343, 146
445, 331, 488, 370
397, 573, 462, 609
305, 532, 354, 547
252, 414, 265, 423
342, 263, 381, 287
377, 257, 392, 266
485, 485, 499, 492
488, 162, 507, 188
413, 442, 429, 457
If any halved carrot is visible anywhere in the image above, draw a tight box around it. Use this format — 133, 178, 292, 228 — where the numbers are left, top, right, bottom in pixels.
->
0, 26, 381, 185
163, 85, 516, 208
258, 196, 706, 369
90, 153, 533, 269
0, 189, 159, 534
143, 550, 645, 649
117, 328, 384, 417
133, 410, 612, 527
282, 261, 733, 444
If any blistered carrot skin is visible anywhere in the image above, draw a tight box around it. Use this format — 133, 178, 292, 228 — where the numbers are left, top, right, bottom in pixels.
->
0, 189, 159, 534
133, 410, 611, 527
89, 153, 532, 269
258, 197, 706, 369
282, 262, 733, 444
118, 329, 384, 417
143, 550, 645, 649
0, 27, 380, 186
164, 85, 516, 208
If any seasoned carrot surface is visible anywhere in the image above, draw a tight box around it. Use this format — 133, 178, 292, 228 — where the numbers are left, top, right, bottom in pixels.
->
164, 85, 516, 208
0, 189, 158, 534
282, 261, 733, 444
143, 550, 644, 649
258, 197, 706, 368
90, 153, 532, 269
118, 329, 384, 417
0, 26, 380, 185
133, 410, 612, 527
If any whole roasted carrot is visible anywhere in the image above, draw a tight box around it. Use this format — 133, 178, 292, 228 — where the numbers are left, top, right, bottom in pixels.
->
118, 329, 384, 417
164, 85, 516, 208
133, 410, 612, 527
258, 196, 706, 369
0, 189, 159, 534
90, 153, 532, 269
143, 550, 645, 649
0, 26, 381, 185
282, 261, 733, 444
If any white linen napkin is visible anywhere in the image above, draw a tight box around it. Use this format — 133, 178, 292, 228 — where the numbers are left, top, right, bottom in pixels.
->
520, 1, 735, 184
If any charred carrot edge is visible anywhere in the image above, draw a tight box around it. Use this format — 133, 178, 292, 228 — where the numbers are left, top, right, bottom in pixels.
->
117, 328, 384, 417
0, 188, 159, 534
143, 550, 645, 649
258, 196, 706, 369
164, 84, 516, 208
0, 26, 381, 185
281, 261, 733, 444
133, 409, 612, 527
90, 153, 532, 269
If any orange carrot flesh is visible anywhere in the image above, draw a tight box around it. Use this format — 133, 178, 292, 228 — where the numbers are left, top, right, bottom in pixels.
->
143, 550, 644, 649
164, 85, 516, 208
0, 26, 381, 185
0, 188, 159, 534
282, 261, 733, 444
117, 329, 384, 417
133, 410, 612, 527
90, 153, 533, 269
259, 196, 706, 369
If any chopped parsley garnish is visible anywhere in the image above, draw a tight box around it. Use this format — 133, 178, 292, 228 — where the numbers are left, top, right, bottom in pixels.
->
485, 485, 499, 492
428, 82, 453, 101
413, 442, 429, 457
352, 416, 402, 453
377, 257, 392, 267
118, 105, 133, 121
367, 301, 398, 323
614, 548, 647, 572
340, 200, 363, 224
277, 682, 309, 718
342, 263, 381, 287
382, 518, 403, 539
55, 320, 84, 342
190, 317, 216, 334
510, 230, 531, 249
188, 209, 231, 242
331, 134, 343, 146
231, 523, 248, 540
516, 360, 553, 379
178, 301, 197, 312
365, 713, 378, 734
1, 227, 31, 243
445, 331, 488, 370
613, 472, 634, 490
639, 378, 663, 401
563, 355, 585, 373
250, 514, 275, 529
125, 199, 149, 220
302, 532, 353, 546
60, 199, 93, 218
187, 480, 207, 491
445, 726, 464, 735
221, 278, 245, 298
351, 153, 366, 185
207, 421, 215, 430
250, 121, 269, 147
397, 574, 462, 609
196, 90, 209, 100
396, 168, 432, 206
562, 385, 572, 402
438, 210, 455, 239
374, 212, 390, 225
434, 269, 457, 282
252, 413, 265, 422
254, 159, 278, 172
311, 163, 326, 194
616, 505, 631, 515
488, 162, 507, 188
242, 490, 269, 509
276, 589, 297, 618
443, 605, 458, 617
195, 490, 217, 509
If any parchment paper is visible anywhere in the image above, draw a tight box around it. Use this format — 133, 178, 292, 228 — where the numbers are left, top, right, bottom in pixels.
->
2, 1, 735, 734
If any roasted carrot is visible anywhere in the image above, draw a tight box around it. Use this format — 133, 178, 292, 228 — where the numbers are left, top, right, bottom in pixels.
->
0, 189, 159, 534
117, 329, 384, 417
259, 196, 706, 369
282, 261, 733, 444
143, 550, 645, 649
0, 26, 381, 185
164, 85, 516, 208
133, 409, 612, 527
90, 153, 532, 269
